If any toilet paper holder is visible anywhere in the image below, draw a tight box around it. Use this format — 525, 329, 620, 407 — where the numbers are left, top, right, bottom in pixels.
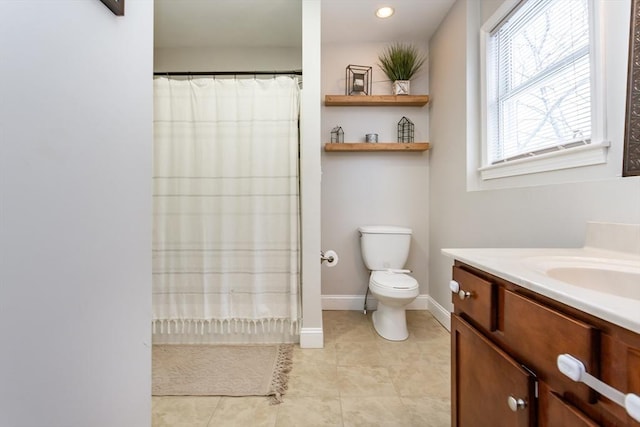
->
320, 251, 335, 263
320, 250, 339, 267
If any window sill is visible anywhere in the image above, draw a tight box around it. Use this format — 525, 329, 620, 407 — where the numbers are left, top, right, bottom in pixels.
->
478, 141, 611, 181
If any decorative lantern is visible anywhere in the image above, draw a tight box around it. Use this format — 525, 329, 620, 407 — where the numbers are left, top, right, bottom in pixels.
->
330, 126, 344, 143
397, 116, 414, 143
345, 65, 372, 96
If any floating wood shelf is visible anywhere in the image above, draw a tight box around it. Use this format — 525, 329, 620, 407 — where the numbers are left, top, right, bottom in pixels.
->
324, 95, 429, 106
324, 143, 430, 152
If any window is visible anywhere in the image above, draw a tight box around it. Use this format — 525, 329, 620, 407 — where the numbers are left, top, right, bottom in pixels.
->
480, 0, 608, 180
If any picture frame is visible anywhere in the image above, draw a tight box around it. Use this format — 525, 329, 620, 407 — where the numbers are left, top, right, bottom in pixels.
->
100, 0, 125, 16
624, 0, 640, 176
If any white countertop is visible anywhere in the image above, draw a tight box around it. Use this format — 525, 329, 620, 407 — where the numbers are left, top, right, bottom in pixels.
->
442, 247, 640, 334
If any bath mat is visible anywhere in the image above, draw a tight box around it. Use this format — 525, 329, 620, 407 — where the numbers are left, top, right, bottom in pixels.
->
152, 344, 293, 404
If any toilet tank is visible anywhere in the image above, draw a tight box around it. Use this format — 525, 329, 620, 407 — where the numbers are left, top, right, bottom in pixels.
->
358, 225, 412, 270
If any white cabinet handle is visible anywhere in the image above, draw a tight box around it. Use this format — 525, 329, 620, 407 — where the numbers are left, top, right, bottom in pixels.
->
449, 280, 472, 300
507, 395, 527, 412
557, 354, 640, 422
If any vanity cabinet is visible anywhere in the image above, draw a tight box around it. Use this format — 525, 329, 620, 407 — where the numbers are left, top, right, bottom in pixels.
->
450, 261, 640, 427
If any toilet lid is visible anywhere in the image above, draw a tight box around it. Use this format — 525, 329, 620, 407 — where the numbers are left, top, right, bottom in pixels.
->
371, 271, 418, 290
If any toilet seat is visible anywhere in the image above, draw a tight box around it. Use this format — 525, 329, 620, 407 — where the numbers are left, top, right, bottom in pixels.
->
370, 270, 418, 289
369, 271, 419, 298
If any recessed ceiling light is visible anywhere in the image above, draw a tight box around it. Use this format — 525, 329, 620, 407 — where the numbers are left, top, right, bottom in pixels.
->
376, 6, 394, 19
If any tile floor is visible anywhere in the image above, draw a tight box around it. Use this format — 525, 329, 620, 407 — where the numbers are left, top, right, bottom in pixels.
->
152, 310, 451, 427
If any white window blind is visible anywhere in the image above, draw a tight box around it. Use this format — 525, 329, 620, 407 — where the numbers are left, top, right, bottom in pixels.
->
487, 0, 592, 164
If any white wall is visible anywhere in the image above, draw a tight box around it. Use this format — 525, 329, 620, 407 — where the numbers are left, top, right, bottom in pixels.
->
154, 46, 301, 72
428, 0, 640, 326
300, 0, 324, 348
321, 41, 430, 307
0, 1, 152, 426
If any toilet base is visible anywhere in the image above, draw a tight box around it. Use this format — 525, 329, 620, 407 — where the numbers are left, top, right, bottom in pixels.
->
372, 303, 409, 341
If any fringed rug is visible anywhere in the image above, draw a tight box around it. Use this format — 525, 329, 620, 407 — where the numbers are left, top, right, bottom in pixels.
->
152, 344, 293, 404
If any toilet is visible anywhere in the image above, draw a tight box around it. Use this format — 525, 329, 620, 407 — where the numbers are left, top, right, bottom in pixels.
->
358, 225, 419, 341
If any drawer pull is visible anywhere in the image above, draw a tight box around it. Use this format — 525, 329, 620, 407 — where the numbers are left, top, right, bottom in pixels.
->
507, 395, 527, 412
449, 280, 473, 300
557, 354, 640, 422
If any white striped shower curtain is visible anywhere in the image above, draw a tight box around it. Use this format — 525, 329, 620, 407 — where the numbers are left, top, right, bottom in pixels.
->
152, 76, 301, 343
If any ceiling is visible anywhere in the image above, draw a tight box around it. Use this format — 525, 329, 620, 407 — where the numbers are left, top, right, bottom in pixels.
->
154, 0, 456, 49
321, 0, 455, 44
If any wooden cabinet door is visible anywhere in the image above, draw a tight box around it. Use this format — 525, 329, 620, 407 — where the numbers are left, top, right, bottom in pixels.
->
452, 314, 536, 427
538, 381, 599, 427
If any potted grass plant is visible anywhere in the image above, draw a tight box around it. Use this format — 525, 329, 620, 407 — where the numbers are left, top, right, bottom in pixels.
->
377, 43, 426, 95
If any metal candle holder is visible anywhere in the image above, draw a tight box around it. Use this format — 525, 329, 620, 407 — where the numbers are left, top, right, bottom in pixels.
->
398, 116, 414, 143
331, 126, 344, 143
345, 65, 372, 96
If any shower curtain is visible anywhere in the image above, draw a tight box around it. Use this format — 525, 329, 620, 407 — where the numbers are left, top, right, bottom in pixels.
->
152, 76, 301, 343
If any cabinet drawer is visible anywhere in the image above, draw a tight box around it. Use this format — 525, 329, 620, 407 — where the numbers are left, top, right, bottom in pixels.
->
452, 266, 496, 332
503, 290, 598, 402
538, 382, 599, 427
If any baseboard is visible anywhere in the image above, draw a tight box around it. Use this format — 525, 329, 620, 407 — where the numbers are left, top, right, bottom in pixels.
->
321, 294, 430, 311
407, 295, 430, 310
321, 294, 372, 311
299, 327, 324, 349
428, 295, 451, 331
321, 294, 451, 331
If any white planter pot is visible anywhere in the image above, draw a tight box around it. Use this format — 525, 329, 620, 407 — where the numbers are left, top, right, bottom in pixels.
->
392, 80, 410, 95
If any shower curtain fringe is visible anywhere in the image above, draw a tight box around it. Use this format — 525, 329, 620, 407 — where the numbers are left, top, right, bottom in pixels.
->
152, 318, 300, 336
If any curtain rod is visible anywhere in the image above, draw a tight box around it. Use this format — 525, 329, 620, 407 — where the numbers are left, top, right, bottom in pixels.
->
153, 71, 302, 77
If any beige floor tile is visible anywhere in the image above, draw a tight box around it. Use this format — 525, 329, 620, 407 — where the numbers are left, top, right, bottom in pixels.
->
375, 340, 422, 366
336, 341, 383, 367
275, 397, 342, 427
406, 310, 436, 323
207, 396, 278, 427
416, 336, 451, 378
322, 328, 338, 345
293, 344, 338, 365
324, 311, 376, 344
401, 396, 451, 427
331, 321, 376, 343
337, 365, 397, 397
151, 310, 452, 427
408, 318, 450, 342
287, 362, 340, 398
341, 396, 415, 427
323, 310, 368, 326
152, 396, 219, 427
388, 362, 450, 398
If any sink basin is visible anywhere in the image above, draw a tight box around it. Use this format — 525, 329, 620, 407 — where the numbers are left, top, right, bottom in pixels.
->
547, 267, 640, 299
524, 256, 640, 300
